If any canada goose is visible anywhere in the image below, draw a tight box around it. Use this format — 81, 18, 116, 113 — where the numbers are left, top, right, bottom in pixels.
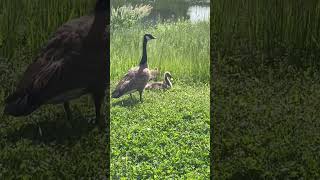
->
4, 0, 109, 128
111, 34, 156, 102
145, 72, 172, 90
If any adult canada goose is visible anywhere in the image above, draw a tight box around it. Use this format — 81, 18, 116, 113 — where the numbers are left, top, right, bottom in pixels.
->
145, 72, 173, 90
4, 0, 109, 128
111, 34, 156, 102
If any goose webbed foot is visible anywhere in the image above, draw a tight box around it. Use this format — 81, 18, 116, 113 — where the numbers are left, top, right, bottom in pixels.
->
93, 93, 106, 130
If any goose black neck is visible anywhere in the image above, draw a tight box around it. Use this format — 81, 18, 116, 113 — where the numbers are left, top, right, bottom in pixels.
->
139, 39, 148, 66
95, 0, 108, 13
89, 0, 110, 41
165, 76, 172, 87
92, 6, 108, 36
83, 1, 108, 48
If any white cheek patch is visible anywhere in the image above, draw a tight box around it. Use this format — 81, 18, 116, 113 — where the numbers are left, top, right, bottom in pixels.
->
146, 36, 151, 40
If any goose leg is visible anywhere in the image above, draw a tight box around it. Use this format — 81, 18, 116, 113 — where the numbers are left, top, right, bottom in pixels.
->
139, 90, 143, 103
63, 101, 72, 120
93, 93, 106, 129
63, 101, 73, 128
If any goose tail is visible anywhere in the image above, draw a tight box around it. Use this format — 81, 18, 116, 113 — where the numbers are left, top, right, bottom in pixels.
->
4, 92, 38, 116
111, 90, 121, 98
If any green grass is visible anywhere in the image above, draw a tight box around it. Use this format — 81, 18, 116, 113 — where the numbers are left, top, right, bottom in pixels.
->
0, 96, 108, 178
213, 57, 320, 179
212, 0, 320, 66
111, 21, 210, 83
111, 81, 210, 178
0, 0, 95, 60
212, 0, 320, 178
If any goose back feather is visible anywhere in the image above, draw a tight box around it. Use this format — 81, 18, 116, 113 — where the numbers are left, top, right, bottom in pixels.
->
4, 0, 108, 116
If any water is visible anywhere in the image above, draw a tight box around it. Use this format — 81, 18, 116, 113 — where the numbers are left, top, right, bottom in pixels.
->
188, 6, 210, 23
112, 0, 210, 23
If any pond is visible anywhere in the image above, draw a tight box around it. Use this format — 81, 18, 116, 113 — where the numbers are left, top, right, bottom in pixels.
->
111, 0, 210, 23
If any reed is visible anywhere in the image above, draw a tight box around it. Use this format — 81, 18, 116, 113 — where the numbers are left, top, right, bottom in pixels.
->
212, 0, 320, 63
0, 0, 94, 60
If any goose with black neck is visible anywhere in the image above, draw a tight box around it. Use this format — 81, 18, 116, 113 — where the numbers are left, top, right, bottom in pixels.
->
4, 0, 109, 129
112, 34, 156, 102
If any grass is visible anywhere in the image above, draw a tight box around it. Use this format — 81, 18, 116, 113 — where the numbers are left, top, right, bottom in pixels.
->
213, 57, 320, 179
0, 0, 95, 60
110, 81, 210, 178
0, 96, 108, 178
212, 0, 320, 66
212, 0, 320, 179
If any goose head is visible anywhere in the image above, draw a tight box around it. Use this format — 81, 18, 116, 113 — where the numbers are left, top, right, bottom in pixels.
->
95, 0, 108, 12
164, 72, 173, 88
144, 34, 156, 42
164, 72, 172, 79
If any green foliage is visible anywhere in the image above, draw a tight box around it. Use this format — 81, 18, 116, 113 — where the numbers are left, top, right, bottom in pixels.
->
0, 96, 108, 178
0, 0, 95, 59
212, 0, 320, 66
111, 21, 210, 83
213, 57, 320, 178
111, 82, 210, 178
212, 0, 320, 179
111, 4, 152, 30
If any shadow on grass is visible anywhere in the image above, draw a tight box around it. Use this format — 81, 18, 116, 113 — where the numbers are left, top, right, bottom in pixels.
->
5, 114, 97, 145
229, 169, 264, 180
112, 96, 140, 107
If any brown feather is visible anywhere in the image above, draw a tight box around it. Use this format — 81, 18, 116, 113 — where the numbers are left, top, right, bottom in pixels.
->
4, 1, 108, 117
145, 72, 172, 90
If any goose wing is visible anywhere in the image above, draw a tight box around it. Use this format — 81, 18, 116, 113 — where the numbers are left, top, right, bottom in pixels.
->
112, 67, 151, 98
6, 16, 94, 102
114, 66, 140, 90
112, 70, 137, 97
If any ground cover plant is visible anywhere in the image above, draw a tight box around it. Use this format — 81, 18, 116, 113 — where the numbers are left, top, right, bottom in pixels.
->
212, 0, 320, 179
0, 0, 108, 178
111, 82, 210, 178
110, 4, 210, 179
